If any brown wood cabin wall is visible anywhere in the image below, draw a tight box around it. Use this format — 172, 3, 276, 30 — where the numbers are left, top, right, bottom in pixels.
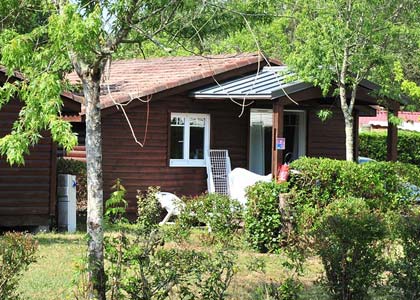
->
306, 107, 346, 159
0, 99, 54, 226
102, 96, 249, 213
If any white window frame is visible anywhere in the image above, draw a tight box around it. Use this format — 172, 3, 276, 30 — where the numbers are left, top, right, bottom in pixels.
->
169, 113, 210, 167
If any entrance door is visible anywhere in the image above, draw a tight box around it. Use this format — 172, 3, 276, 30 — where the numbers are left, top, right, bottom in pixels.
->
249, 109, 306, 175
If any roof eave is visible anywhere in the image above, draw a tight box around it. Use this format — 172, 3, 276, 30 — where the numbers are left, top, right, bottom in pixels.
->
193, 94, 272, 100
271, 82, 314, 99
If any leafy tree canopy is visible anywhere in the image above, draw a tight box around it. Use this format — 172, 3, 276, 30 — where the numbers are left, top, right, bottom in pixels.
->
0, 0, 275, 165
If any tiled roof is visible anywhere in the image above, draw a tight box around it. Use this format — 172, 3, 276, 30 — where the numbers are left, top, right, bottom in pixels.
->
360, 109, 420, 123
67, 53, 266, 109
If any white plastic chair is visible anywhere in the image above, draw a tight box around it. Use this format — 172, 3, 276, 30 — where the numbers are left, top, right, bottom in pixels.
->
156, 192, 185, 225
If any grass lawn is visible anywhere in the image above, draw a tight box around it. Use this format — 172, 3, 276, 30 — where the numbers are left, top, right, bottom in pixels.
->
13, 230, 327, 300
17, 233, 85, 300
6, 229, 398, 299
9, 229, 402, 300
12, 229, 325, 300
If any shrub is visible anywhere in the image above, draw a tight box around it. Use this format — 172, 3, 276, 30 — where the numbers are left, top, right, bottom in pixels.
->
288, 157, 413, 234
57, 158, 87, 212
389, 207, 420, 299
252, 278, 302, 300
106, 236, 237, 300
171, 193, 243, 245
0, 232, 38, 300
136, 186, 162, 234
313, 197, 386, 300
359, 131, 420, 165
289, 157, 403, 206
105, 179, 128, 224
102, 187, 238, 300
244, 181, 289, 252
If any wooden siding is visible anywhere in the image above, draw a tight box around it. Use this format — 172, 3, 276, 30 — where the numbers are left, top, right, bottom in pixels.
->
306, 107, 346, 159
103, 99, 359, 213
102, 96, 249, 213
0, 99, 54, 226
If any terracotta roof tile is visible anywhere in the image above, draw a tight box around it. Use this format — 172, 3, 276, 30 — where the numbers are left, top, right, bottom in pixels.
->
67, 53, 264, 108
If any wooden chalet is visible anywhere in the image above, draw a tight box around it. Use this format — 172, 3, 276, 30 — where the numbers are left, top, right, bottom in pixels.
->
67, 53, 398, 215
0, 69, 81, 227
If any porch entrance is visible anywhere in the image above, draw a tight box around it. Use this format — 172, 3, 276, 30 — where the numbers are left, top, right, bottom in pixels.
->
249, 109, 306, 175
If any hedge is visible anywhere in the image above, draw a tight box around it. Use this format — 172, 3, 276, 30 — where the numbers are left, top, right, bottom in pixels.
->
244, 181, 289, 252
287, 157, 418, 237
359, 131, 420, 165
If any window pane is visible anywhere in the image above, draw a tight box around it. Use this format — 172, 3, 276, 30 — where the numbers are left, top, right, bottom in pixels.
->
189, 118, 205, 159
170, 116, 184, 159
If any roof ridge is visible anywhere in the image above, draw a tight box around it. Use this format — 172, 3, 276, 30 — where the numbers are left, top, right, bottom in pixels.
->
110, 52, 262, 63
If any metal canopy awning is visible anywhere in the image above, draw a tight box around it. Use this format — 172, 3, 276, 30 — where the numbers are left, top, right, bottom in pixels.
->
191, 66, 313, 100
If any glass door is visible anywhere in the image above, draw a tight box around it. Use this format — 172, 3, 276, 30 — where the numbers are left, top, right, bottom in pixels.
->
249, 109, 306, 175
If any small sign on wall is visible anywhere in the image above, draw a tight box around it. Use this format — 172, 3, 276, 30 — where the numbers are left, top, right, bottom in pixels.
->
276, 137, 286, 150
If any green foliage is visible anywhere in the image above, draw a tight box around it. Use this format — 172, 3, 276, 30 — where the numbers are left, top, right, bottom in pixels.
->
0, 232, 38, 300
0, 0, 48, 35
313, 197, 386, 300
273, 0, 420, 159
116, 0, 277, 59
105, 179, 128, 224
289, 157, 411, 229
252, 278, 302, 300
394, 61, 420, 102
172, 193, 243, 246
101, 187, 238, 300
388, 207, 420, 299
0, 38, 77, 165
189, 250, 237, 300
359, 131, 420, 165
244, 181, 289, 253
57, 158, 87, 212
277, 0, 419, 100
316, 109, 333, 122
136, 186, 162, 234
105, 232, 237, 300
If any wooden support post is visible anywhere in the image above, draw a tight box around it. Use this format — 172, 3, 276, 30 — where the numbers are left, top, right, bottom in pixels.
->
387, 104, 399, 162
272, 100, 284, 180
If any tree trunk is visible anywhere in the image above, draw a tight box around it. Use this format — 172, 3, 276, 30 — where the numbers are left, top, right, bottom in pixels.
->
83, 76, 106, 300
339, 86, 355, 162
344, 115, 354, 162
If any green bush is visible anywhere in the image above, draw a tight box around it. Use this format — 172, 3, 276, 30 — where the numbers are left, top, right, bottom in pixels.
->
136, 186, 162, 234
100, 188, 238, 300
314, 197, 386, 300
172, 193, 243, 245
389, 207, 420, 299
244, 181, 289, 253
289, 157, 403, 206
252, 278, 302, 300
0, 232, 38, 300
105, 179, 128, 224
288, 157, 413, 233
57, 158, 87, 212
359, 131, 420, 165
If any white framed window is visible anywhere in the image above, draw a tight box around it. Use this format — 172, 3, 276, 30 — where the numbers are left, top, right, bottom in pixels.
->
169, 113, 210, 167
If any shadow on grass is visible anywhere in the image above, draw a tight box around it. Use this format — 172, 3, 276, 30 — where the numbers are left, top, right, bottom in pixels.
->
34, 233, 85, 246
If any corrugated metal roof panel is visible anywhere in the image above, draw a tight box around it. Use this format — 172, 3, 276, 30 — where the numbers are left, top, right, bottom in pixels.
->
191, 66, 310, 100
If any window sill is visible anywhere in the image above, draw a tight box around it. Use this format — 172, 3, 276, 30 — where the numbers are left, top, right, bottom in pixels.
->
169, 159, 206, 167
